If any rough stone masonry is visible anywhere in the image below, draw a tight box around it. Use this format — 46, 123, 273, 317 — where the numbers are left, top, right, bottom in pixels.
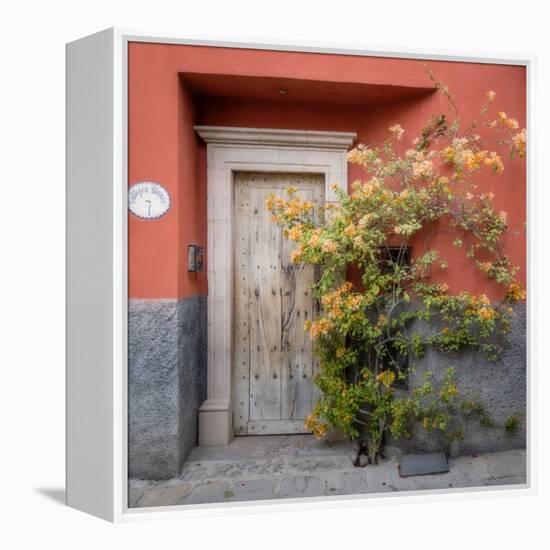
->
389, 302, 526, 457
128, 297, 525, 479
128, 296, 207, 479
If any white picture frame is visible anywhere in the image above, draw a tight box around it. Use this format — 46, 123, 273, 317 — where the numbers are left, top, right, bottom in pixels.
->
66, 27, 536, 522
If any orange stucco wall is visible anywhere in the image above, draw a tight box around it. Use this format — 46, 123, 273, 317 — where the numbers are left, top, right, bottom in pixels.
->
128, 42, 526, 300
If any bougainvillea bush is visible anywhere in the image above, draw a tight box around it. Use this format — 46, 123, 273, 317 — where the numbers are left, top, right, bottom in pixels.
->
267, 76, 526, 464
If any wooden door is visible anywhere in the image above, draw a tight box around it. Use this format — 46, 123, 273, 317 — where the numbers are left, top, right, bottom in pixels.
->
233, 172, 324, 435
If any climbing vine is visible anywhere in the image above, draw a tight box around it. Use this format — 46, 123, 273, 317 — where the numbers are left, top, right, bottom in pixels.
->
266, 72, 526, 464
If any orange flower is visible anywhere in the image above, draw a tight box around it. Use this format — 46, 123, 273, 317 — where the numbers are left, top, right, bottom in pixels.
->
506, 118, 519, 130
344, 224, 357, 238
478, 306, 496, 321
345, 295, 363, 310
304, 413, 328, 439
309, 318, 333, 339
287, 225, 303, 241
512, 129, 526, 158
483, 152, 504, 174
506, 282, 526, 302
308, 233, 320, 247
442, 146, 455, 163
286, 185, 297, 195
321, 239, 337, 253
479, 294, 490, 305
400, 189, 411, 200
411, 159, 434, 179
376, 370, 396, 388
290, 246, 303, 263
479, 261, 492, 273
388, 123, 405, 140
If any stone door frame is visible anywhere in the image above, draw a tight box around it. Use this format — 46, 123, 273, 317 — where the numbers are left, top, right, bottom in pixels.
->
193, 125, 356, 446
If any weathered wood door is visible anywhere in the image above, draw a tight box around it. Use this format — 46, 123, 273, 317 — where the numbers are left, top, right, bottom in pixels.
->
233, 172, 324, 435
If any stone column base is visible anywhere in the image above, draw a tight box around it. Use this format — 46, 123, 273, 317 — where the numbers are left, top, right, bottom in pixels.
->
198, 401, 233, 446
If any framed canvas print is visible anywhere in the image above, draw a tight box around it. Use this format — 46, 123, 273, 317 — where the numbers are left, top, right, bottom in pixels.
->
66, 28, 533, 522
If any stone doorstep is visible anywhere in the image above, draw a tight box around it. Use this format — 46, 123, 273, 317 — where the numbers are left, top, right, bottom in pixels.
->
186, 435, 358, 462
178, 448, 359, 483
179, 457, 287, 482
180, 457, 357, 480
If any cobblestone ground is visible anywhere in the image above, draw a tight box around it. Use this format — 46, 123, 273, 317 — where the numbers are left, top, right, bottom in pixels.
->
128, 435, 526, 508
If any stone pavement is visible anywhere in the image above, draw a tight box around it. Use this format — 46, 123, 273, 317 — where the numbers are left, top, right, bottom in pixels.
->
128, 435, 526, 508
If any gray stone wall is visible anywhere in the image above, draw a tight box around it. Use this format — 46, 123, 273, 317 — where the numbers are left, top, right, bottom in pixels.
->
128, 295, 525, 478
387, 303, 526, 456
128, 296, 207, 479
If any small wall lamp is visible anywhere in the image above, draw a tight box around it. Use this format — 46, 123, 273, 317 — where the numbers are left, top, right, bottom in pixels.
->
188, 244, 204, 272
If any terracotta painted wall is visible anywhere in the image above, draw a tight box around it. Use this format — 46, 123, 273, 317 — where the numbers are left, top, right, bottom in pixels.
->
128, 42, 526, 301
